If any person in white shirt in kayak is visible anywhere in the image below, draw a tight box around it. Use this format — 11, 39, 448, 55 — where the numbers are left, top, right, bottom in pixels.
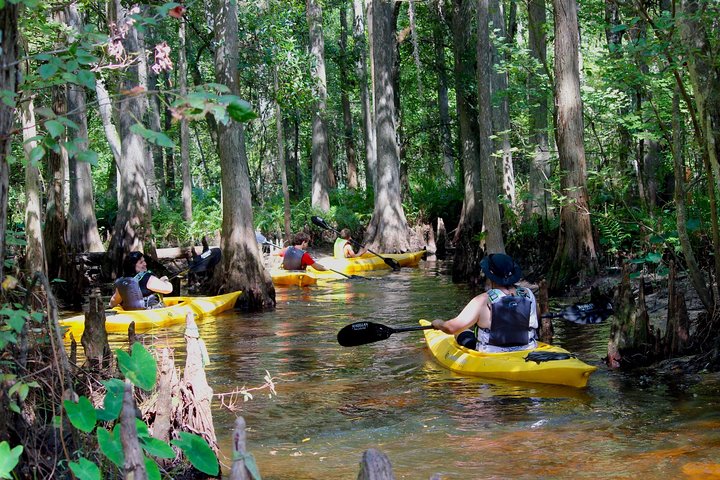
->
333, 228, 367, 258
431, 253, 538, 352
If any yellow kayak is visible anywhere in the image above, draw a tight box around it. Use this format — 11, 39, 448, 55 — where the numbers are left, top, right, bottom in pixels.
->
420, 320, 597, 388
270, 269, 318, 287
61, 290, 242, 337
308, 250, 425, 275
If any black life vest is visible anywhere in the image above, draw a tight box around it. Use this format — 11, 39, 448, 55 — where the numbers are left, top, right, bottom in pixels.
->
475, 288, 535, 348
282, 246, 305, 270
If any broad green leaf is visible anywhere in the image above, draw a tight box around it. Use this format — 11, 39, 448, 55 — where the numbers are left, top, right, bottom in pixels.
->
69, 458, 101, 480
144, 455, 161, 480
116, 343, 157, 390
28, 145, 45, 165
38, 62, 59, 79
76, 50, 99, 65
645, 252, 662, 264
0, 307, 27, 333
96, 378, 124, 422
153, 131, 175, 148
76, 70, 96, 90
64, 397, 97, 433
76, 150, 99, 166
227, 99, 257, 123
171, 432, 219, 476
141, 436, 175, 459
98, 426, 124, 467
45, 120, 64, 138
0, 441, 23, 479
686, 218, 701, 232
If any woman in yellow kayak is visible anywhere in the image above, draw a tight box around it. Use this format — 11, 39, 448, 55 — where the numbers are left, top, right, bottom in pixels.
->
109, 251, 174, 310
333, 228, 367, 258
431, 253, 538, 352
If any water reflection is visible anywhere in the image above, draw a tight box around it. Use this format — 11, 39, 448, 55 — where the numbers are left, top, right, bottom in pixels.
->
83, 262, 720, 479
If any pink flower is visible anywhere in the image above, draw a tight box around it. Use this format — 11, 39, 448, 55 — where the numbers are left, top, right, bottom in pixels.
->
151, 41, 173, 74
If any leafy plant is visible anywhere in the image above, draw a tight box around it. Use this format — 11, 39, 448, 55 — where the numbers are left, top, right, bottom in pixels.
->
63, 342, 220, 478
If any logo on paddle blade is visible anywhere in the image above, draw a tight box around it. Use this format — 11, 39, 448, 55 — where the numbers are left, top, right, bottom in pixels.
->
352, 322, 369, 330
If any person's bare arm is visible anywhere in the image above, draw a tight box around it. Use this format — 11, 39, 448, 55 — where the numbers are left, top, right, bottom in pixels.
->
311, 262, 328, 271
431, 293, 489, 334
146, 275, 173, 294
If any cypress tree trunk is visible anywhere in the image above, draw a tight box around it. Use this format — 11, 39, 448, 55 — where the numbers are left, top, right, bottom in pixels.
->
178, 16, 192, 222
211, 0, 275, 310
547, 0, 598, 291
364, 0, 410, 252
352, 0, 376, 191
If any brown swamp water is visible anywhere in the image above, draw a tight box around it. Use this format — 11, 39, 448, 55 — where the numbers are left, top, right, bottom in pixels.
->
115, 260, 720, 479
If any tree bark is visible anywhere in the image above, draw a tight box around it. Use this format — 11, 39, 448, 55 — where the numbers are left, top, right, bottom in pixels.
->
274, 67, 292, 238
21, 96, 47, 277
179, 16, 192, 222
0, 0, 18, 288
547, 0, 598, 291
365, 0, 410, 252
432, 7, 454, 184
211, 0, 275, 310
307, 0, 332, 211
525, 0, 551, 220
44, 83, 68, 282
339, 3, 358, 190
353, 0, 376, 191
479, 0, 505, 254
450, 0, 484, 285
66, 3, 104, 253
108, 2, 153, 275
490, 0, 516, 211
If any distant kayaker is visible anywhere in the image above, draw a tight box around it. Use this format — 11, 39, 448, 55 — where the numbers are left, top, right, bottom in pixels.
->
431, 253, 538, 352
109, 251, 173, 310
279, 232, 328, 271
333, 229, 367, 258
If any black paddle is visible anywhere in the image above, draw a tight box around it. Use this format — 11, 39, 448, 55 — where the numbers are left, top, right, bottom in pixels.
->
255, 233, 367, 281
168, 247, 222, 280
543, 301, 614, 325
336, 301, 614, 347
310, 216, 401, 271
337, 321, 432, 347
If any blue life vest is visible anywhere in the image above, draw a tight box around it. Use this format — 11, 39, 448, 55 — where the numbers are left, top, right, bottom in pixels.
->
282, 246, 305, 270
114, 271, 160, 310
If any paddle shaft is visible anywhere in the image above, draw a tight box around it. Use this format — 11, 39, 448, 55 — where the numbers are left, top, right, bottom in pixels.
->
260, 238, 362, 280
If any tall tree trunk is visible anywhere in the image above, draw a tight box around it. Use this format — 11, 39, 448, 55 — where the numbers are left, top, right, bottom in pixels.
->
108, 2, 153, 274
547, 0, 598, 291
365, 0, 410, 252
0, 3, 17, 287
179, 16, 192, 222
21, 97, 47, 277
274, 67, 292, 238
96, 77, 121, 203
65, 3, 104, 253
524, 0, 551, 220
479, 0, 505, 254
450, 0, 484, 285
136, 26, 159, 207
211, 0, 275, 310
433, 7, 454, 184
489, 0, 516, 210
353, 0, 376, 192
44, 84, 68, 282
163, 71, 177, 192
307, 0, 332, 211
340, 2, 358, 190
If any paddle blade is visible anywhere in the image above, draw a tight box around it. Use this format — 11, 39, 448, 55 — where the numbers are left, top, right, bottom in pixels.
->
562, 302, 613, 324
311, 215, 331, 230
383, 257, 401, 271
190, 247, 222, 273
337, 321, 395, 347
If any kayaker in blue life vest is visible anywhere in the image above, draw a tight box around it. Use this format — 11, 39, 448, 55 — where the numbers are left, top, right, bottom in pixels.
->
333, 228, 367, 258
431, 253, 538, 352
109, 251, 174, 310
279, 232, 329, 271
